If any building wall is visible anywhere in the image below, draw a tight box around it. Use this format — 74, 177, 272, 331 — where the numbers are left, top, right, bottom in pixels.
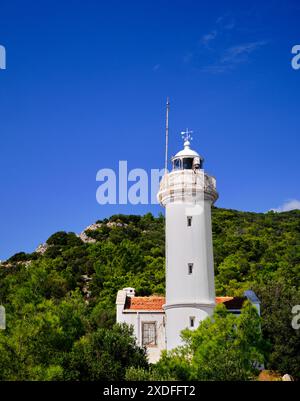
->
115, 289, 261, 362
116, 304, 166, 363
164, 199, 216, 349
165, 200, 215, 304
164, 304, 214, 350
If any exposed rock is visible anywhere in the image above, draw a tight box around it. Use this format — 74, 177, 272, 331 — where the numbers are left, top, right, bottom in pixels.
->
78, 232, 96, 244
107, 221, 128, 227
24, 261, 32, 268
84, 222, 102, 231
81, 274, 92, 303
78, 222, 102, 243
35, 243, 48, 254
81, 274, 92, 282
1, 260, 31, 268
82, 286, 91, 298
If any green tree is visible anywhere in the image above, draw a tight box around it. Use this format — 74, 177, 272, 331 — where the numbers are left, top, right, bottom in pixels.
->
254, 280, 300, 378
64, 323, 148, 380
0, 291, 87, 380
156, 302, 266, 381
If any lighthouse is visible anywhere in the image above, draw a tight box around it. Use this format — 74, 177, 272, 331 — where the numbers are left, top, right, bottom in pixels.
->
115, 93, 260, 362
116, 123, 259, 362
157, 129, 218, 350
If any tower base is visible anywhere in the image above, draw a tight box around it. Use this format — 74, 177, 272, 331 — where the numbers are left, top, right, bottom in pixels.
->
164, 302, 215, 350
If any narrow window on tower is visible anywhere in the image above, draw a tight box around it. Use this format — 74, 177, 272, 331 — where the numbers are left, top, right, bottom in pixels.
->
188, 263, 193, 275
187, 216, 192, 227
190, 317, 195, 328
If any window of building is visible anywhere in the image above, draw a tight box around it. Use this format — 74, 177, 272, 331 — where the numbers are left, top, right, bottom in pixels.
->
188, 263, 193, 274
173, 158, 181, 170
187, 216, 192, 227
142, 322, 156, 346
183, 158, 193, 169
190, 317, 195, 328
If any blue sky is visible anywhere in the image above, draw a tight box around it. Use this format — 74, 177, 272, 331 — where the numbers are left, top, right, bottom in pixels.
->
0, 0, 299, 260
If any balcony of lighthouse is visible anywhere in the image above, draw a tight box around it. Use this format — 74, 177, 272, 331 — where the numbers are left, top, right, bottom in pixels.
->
157, 169, 218, 206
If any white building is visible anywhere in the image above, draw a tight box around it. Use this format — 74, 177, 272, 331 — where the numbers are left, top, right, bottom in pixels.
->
116, 131, 260, 363
116, 287, 166, 364
157, 131, 218, 350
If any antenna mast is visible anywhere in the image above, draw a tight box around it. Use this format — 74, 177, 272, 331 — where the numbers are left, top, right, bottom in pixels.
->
164, 97, 170, 173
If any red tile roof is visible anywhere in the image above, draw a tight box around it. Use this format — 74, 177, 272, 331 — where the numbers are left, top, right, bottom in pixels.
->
215, 296, 234, 304
124, 295, 246, 311
125, 296, 165, 311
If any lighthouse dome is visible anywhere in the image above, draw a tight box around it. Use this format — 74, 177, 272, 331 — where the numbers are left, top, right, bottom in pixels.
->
171, 130, 204, 170
174, 140, 200, 158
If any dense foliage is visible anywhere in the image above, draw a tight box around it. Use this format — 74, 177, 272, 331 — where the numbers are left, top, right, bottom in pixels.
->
154, 302, 266, 381
0, 208, 299, 380
126, 302, 267, 381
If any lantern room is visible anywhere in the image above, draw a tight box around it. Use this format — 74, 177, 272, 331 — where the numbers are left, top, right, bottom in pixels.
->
171, 129, 204, 171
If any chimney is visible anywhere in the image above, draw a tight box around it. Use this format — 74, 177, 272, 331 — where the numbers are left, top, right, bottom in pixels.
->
123, 287, 135, 298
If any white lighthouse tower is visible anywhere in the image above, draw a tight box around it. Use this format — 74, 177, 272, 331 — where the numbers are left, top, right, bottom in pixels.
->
157, 130, 218, 350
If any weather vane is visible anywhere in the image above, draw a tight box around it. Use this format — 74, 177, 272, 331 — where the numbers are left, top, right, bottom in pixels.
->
181, 128, 193, 144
